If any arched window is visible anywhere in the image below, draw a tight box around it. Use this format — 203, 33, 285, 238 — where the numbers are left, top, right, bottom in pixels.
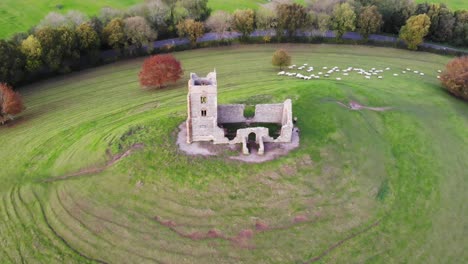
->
201, 96, 207, 104
201, 109, 207, 117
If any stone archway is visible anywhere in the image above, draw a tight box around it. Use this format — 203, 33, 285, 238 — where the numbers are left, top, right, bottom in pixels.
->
239, 128, 266, 155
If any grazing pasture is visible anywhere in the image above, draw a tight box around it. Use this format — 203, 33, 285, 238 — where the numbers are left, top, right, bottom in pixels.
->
0, 44, 466, 263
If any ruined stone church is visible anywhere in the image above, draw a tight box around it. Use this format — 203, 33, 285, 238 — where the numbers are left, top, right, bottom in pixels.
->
186, 70, 293, 155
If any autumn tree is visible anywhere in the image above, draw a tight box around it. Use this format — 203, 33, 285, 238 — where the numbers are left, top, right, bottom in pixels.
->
0, 40, 25, 85
34, 27, 79, 72
358, 5, 383, 41
376, 0, 415, 34
452, 10, 468, 47
272, 49, 291, 70
20, 35, 43, 72
331, 3, 356, 40
37, 11, 87, 29
231, 9, 255, 40
206, 11, 232, 40
276, 3, 309, 39
399, 14, 431, 50
426, 4, 455, 42
138, 54, 183, 89
129, 0, 171, 34
317, 12, 331, 36
76, 23, 100, 54
176, 19, 204, 46
440, 56, 468, 101
103, 18, 126, 50
0, 83, 24, 124
99, 7, 124, 24
124, 16, 157, 51
256, 4, 277, 38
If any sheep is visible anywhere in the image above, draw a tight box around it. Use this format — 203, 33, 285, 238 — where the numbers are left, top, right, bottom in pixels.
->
437, 70, 442, 73
385, 67, 390, 70
365, 76, 371, 79
393, 73, 399, 76
420, 72, 424, 76
437, 75, 440, 79
402, 71, 406, 73
336, 77, 341, 80
324, 74, 330, 77
406, 68, 411, 71
378, 76, 383, 79
343, 73, 349, 76
414, 70, 419, 74
278, 71, 285, 75
323, 66, 328, 69
318, 72, 323, 75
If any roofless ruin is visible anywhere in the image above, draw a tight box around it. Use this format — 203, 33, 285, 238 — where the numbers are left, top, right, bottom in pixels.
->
186, 70, 294, 155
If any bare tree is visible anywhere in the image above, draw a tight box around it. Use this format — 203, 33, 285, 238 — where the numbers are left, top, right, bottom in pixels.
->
206, 11, 232, 40
124, 16, 157, 51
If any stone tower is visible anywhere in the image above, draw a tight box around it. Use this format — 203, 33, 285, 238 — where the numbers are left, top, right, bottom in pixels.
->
186, 70, 224, 143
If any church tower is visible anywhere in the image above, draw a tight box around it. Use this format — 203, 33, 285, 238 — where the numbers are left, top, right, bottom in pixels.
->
186, 70, 219, 143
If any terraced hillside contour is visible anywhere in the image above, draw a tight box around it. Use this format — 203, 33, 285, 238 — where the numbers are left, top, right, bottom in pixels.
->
0, 44, 467, 263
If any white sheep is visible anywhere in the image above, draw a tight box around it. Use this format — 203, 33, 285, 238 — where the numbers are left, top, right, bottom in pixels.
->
278, 71, 285, 75
393, 73, 399, 76
336, 77, 341, 80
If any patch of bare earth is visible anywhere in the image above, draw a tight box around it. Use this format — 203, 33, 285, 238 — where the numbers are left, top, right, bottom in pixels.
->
177, 122, 300, 163
336, 100, 392, 112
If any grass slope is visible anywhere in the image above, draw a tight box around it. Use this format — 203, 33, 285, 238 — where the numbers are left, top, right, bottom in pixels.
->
0, 44, 467, 263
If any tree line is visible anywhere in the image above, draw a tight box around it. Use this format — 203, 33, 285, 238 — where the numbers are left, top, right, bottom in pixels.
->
0, 0, 467, 88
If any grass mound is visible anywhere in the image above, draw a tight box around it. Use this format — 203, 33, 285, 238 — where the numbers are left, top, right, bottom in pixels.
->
0, 44, 466, 263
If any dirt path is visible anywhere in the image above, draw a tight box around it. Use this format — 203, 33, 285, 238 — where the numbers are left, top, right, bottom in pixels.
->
42, 143, 144, 182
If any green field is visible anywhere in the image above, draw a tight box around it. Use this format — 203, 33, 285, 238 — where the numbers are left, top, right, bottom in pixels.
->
415, 0, 467, 10
0, 44, 467, 263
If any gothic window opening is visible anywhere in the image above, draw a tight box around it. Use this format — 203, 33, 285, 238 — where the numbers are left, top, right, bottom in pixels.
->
201, 96, 207, 104
201, 109, 207, 116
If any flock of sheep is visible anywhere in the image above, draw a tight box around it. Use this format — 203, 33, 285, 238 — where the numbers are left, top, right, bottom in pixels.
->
277, 64, 442, 81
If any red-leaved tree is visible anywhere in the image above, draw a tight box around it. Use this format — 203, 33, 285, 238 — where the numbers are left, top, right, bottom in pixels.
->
440, 56, 468, 101
0, 83, 25, 124
138, 54, 183, 89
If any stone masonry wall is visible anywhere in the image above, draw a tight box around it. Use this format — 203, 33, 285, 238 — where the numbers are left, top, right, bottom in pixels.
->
217, 104, 246, 123
251, 103, 284, 123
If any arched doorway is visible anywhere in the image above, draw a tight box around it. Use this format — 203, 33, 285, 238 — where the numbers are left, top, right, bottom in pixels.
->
247, 132, 257, 153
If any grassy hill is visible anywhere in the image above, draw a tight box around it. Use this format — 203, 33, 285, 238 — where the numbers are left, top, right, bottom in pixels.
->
0, 44, 466, 263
